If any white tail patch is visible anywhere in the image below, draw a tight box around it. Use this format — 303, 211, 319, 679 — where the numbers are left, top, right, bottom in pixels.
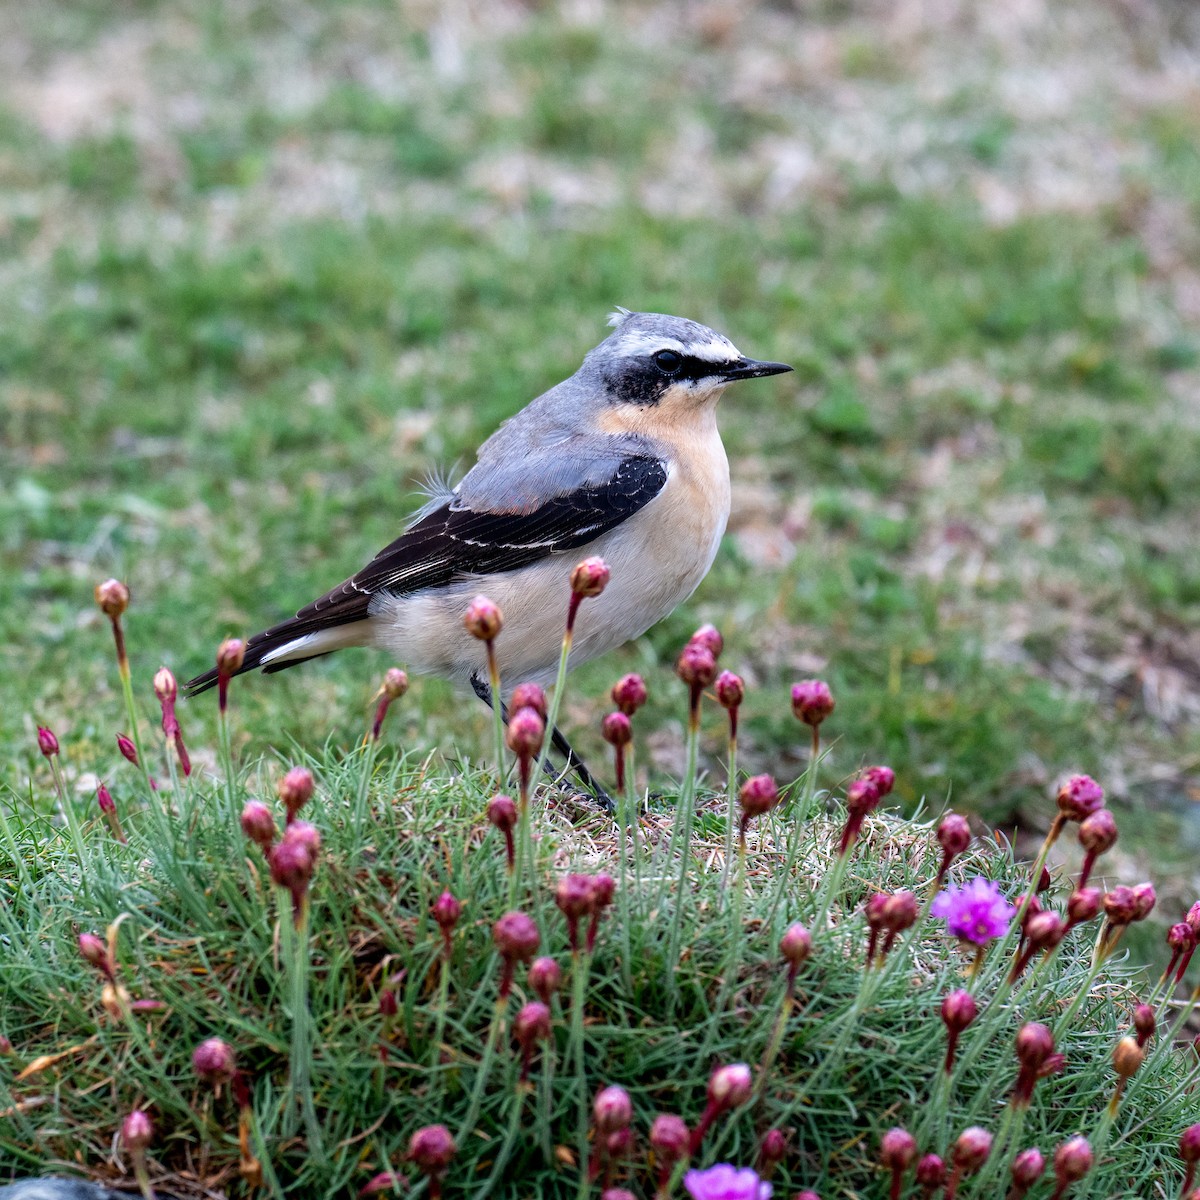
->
260, 622, 373, 665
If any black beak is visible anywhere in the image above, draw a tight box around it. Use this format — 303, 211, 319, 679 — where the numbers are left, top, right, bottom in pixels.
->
720, 357, 793, 381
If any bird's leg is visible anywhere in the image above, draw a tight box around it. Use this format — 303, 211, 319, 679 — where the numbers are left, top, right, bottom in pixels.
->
470, 675, 614, 812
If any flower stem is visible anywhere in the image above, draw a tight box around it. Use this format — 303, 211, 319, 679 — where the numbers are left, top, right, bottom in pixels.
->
531, 625, 574, 790
457, 991, 507, 1146
569, 949, 592, 1199
280, 891, 322, 1156
721, 728, 738, 891
49, 757, 92, 906
487, 641, 505, 784
663, 707, 701, 987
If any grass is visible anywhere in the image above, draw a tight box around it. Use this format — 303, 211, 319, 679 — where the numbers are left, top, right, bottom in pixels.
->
3, 0, 1200, 1189
2, 642, 1199, 1197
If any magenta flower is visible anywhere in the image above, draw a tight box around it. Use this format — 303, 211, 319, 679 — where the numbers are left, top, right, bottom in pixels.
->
931, 877, 1015, 945
684, 1164, 772, 1200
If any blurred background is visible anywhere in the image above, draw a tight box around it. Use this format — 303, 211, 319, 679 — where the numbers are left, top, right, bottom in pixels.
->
2, 0, 1199, 910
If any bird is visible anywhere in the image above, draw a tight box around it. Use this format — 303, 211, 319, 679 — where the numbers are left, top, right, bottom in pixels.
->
187, 309, 791, 794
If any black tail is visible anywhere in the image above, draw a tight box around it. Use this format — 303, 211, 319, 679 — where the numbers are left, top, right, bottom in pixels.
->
185, 615, 340, 696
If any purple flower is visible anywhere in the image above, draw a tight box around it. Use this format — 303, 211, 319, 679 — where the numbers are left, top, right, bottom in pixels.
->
684, 1165, 772, 1200
931, 877, 1015, 945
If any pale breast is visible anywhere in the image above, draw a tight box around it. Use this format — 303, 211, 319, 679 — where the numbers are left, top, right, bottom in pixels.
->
369, 409, 731, 689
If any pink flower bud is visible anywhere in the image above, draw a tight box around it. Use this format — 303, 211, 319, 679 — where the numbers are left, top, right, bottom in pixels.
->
36, 727, 59, 758
462, 595, 503, 641
0, 1035, 13, 1055
759, 1127, 787, 1169
1053, 1136, 1092, 1184
153, 667, 177, 704
1056, 774, 1104, 820
1170, 923, 1196, 952
115, 733, 139, 764
676, 642, 716, 690
611, 674, 648, 715
359, 1172, 404, 1196
240, 801, 276, 850
217, 637, 246, 676
506, 706, 545, 757
1188, 901, 1200, 936
378, 990, 397, 1018
707, 1062, 752, 1110
1026, 910, 1066, 953
915, 1154, 946, 1189
97, 783, 115, 815
1067, 888, 1101, 925
863, 765, 895, 796
431, 891, 462, 936
882, 891, 918, 933
791, 679, 834, 726
78, 933, 111, 974
715, 670, 744, 710
1134, 1004, 1156, 1045
514, 1000, 551, 1047
879, 1127, 917, 1169
847, 778, 879, 815
555, 874, 595, 920
268, 838, 314, 894
408, 1123, 456, 1172
941, 990, 978, 1033
952, 1127, 992, 1172
780, 923, 813, 970
278, 767, 315, 817
1113, 1036, 1144, 1080
593, 1085, 632, 1132
282, 819, 321, 859
1078, 809, 1117, 854
95, 578, 130, 618
1016, 1023, 1055, 1068
1181, 1124, 1200, 1162
121, 1109, 153, 1153
602, 1190, 636, 1200
649, 1114, 690, 1162
192, 1037, 236, 1084
592, 873, 615, 910
529, 956, 562, 1003
571, 556, 611, 598
1104, 885, 1138, 925
601, 711, 632, 747
936, 813, 971, 859
488, 794, 518, 831
492, 911, 539, 963
509, 682, 547, 719
1132, 882, 1156, 921
738, 774, 780, 819
382, 667, 409, 699
688, 623, 723, 658
1010, 1148, 1045, 1189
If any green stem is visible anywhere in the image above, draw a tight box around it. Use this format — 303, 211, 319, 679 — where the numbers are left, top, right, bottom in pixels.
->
761, 755, 821, 935
663, 708, 701, 982
428, 950, 453, 1091
50, 758, 92, 906
716, 835, 748, 1015
569, 949, 592, 1200
810, 845, 852, 933
754, 986, 795, 1102
481, 1080, 530, 1193
540, 1037, 557, 1164
280, 891, 322, 1156
352, 736, 378, 841
457, 994, 507, 1146
117, 658, 148, 782
488, 643, 505, 784
627, 747, 643, 912
217, 708, 238, 840
721, 734, 738, 891
531, 628, 574, 790
616, 767, 633, 991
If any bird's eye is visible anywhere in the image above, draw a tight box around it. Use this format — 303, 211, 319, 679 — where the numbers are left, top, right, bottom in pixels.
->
653, 349, 682, 374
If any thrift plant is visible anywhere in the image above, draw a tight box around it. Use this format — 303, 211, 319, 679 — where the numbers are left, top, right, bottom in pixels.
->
2, 566, 1200, 1197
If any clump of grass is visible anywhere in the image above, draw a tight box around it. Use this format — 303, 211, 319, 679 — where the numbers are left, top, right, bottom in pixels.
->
2, 575, 1200, 1198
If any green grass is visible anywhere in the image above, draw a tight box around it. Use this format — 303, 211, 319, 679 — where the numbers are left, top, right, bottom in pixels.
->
2, 681, 1198, 1197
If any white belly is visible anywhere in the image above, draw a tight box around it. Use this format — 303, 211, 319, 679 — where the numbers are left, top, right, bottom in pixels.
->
368, 432, 730, 690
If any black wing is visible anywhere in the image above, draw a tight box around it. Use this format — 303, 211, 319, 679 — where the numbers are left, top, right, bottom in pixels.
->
186, 454, 668, 693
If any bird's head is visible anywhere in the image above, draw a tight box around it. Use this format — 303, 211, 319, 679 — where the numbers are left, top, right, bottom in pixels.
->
582, 309, 792, 419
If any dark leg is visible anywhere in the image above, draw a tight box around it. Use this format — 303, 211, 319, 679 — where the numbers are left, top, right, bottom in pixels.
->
471, 675, 614, 812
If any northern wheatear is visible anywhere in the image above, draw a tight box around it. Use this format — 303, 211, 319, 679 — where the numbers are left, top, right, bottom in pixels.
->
188, 310, 791, 783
